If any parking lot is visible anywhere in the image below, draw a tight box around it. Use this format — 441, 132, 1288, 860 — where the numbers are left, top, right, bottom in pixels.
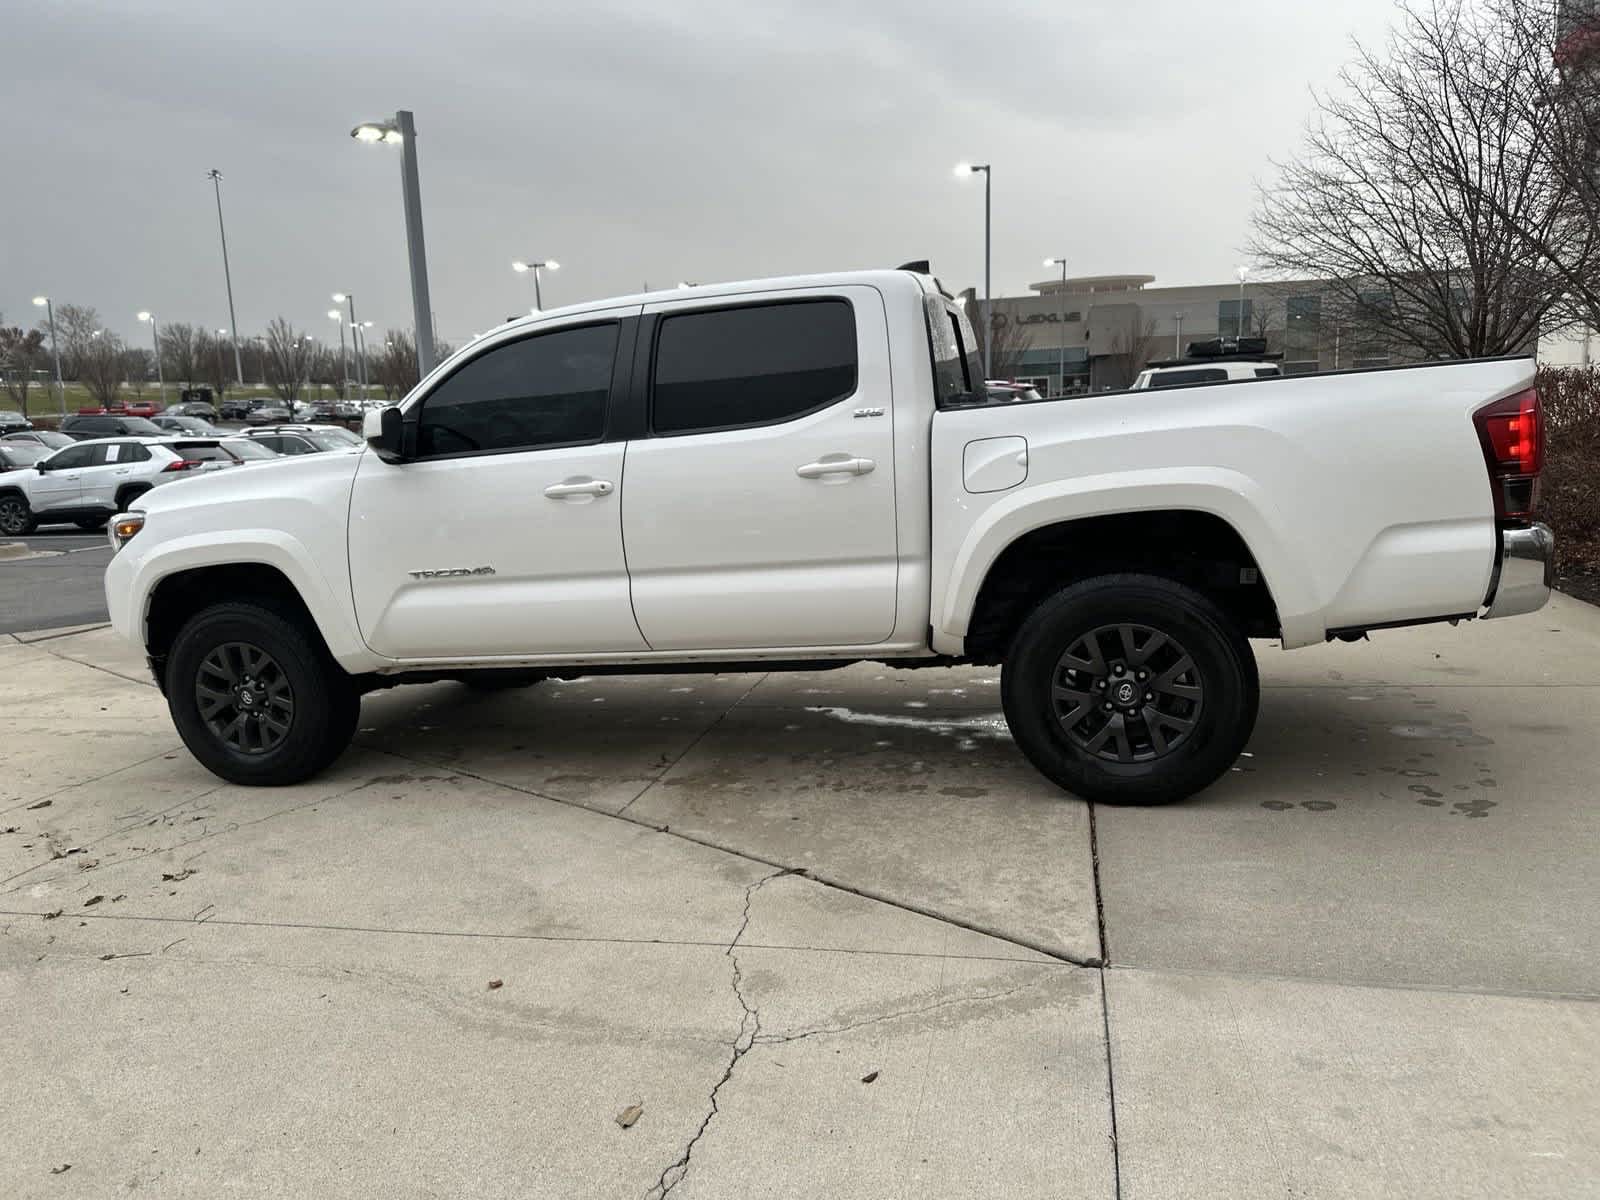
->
3, 600, 1597, 1197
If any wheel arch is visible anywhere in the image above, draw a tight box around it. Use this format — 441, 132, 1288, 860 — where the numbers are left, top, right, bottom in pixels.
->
959, 508, 1287, 664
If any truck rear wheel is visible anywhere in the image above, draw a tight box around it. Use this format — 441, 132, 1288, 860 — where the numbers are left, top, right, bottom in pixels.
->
1001, 574, 1258, 805
166, 601, 359, 786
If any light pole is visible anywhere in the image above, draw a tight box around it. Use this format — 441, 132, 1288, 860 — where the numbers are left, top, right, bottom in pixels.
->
1174, 312, 1184, 357
351, 110, 437, 375
512, 259, 560, 311
1235, 265, 1250, 340
328, 311, 349, 401
137, 312, 167, 406
1044, 256, 1068, 395
954, 162, 992, 378
332, 294, 369, 399
31, 296, 65, 417
206, 169, 246, 387
214, 329, 229, 395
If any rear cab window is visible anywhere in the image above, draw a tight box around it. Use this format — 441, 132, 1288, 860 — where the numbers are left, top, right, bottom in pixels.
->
925, 296, 985, 408
650, 299, 857, 435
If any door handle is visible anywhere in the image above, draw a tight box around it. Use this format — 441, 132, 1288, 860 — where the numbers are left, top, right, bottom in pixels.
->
543, 478, 614, 499
796, 456, 875, 479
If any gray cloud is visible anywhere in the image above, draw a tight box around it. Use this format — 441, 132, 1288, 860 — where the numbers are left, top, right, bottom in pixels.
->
5, 0, 1400, 346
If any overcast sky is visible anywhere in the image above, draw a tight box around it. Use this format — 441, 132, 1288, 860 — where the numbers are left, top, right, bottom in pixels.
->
5, 0, 1405, 347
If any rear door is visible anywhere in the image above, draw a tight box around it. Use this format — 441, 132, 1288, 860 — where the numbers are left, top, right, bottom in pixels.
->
621, 287, 898, 650
77, 442, 142, 508
29, 443, 90, 512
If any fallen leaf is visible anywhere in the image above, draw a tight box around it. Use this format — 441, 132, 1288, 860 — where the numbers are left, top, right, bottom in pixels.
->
615, 1103, 644, 1129
83, 895, 104, 907
161, 868, 195, 883
487, 979, 503, 990
861, 1070, 879, 1084
50, 1163, 71, 1174
42, 909, 62, 920
77, 859, 99, 871
26, 799, 52, 810
2, 826, 18, 834
112, 894, 126, 903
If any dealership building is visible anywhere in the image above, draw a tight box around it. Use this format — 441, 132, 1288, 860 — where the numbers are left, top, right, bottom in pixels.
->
961, 272, 1398, 395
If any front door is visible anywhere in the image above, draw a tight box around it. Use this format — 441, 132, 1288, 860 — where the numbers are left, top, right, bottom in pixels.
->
348, 312, 647, 661
30, 443, 90, 514
622, 287, 899, 650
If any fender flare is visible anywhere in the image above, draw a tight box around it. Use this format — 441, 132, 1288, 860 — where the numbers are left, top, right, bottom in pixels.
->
935, 468, 1326, 649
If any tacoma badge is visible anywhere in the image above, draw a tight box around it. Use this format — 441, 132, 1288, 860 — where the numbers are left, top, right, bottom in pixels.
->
407, 566, 497, 579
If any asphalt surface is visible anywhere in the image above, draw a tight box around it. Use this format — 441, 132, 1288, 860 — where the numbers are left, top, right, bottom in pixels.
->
0, 532, 111, 634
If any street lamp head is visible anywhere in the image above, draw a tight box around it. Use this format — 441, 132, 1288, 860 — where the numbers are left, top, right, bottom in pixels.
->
953, 162, 972, 177
1045, 257, 1069, 268
328, 310, 341, 320
351, 122, 402, 145
511, 261, 530, 273
544, 260, 560, 271
32, 296, 48, 307
137, 311, 153, 322
1236, 265, 1250, 283
332, 292, 347, 303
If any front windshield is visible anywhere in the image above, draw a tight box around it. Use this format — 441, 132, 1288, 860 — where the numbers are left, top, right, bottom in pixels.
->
1, 444, 45, 467
309, 429, 362, 450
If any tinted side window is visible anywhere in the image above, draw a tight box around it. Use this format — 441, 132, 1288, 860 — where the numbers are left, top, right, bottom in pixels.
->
1147, 368, 1228, 389
418, 324, 618, 457
121, 444, 152, 463
46, 445, 94, 470
651, 299, 857, 435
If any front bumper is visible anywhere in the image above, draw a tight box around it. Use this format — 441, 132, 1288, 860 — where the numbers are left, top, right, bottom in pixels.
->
1483, 523, 1554, 619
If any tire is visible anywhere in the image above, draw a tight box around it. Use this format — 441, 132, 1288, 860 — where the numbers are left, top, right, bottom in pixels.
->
456, 669, 547, 691
115, 485, 149, 511
0, 494, 35, 537
1001, 574, 1259, 805
166, 601, 358, 786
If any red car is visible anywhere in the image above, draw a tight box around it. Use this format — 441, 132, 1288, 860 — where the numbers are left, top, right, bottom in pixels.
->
77, 400, 162, 419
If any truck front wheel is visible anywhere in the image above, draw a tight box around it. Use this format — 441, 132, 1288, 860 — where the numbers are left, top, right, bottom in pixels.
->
166, 601, 359, 786
1001, 574, 1258, 805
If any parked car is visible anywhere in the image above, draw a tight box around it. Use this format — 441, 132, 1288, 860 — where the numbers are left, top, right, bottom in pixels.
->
0, 437, 257, 535
985, 380, 1043, 402
335, 399, 363, 420
0, 410, 33, 434
240, 424, 364, 456
2, 430, 75, 451
245, 404, 293, 426
218, 396, 257, 421
0, 442, 48, 473
60, 413, 166, 439
166, 399, 219, 421
104, 267, 1553, 797
218, 437, 281, 462
1132, 338, 1284, 390
78, 400, 162, 419
152, 415, 225, 436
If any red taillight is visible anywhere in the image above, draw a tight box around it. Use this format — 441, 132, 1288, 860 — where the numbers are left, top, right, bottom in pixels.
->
162, 459, 203, 473
1473, 387, 1543, 519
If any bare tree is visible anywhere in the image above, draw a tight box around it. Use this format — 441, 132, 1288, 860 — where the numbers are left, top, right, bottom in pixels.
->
123, 348, 151, 398
159, 323, 203, 387
80, 333, 126, 408
1251, 0, 1582, 359
1102, 312, 1160, 389
263, 317, 312, 403
373, 330, 420, 400
196, 330, 231, 398
980, 312, 1032, 381
37, 303, 100, 379
0, 326, 47, 418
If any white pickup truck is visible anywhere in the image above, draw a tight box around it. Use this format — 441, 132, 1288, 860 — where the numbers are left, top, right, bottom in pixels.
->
104, 268, 1554, 803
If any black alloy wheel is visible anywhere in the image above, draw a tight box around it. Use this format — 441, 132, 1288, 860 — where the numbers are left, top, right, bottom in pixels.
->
195, 641, 296, 755
1051, 623, 1204, 763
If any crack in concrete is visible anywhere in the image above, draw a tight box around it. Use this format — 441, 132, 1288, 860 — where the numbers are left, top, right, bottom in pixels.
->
646, 866, 794, 1200
752, 976, 1050, 1047
616, 673, 770, 817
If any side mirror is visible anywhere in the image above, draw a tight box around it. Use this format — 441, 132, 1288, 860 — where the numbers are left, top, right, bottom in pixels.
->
35, 462, 48, 473
365, 406, 410, 462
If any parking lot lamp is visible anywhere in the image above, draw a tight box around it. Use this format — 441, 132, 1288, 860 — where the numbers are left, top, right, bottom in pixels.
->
332, 294, 369, 398
328, 311, 349, 401
350, 111, 436, 376
1044, 257, 1069, 395
954, 162, 992, 378
31, 296, 65, 417
1235, 266, 1250, 339
137, 311, 167, 406
206, 170, 246, 387
512, 259, 560, 311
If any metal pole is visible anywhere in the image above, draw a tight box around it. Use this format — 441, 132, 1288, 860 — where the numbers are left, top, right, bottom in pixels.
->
533, 266, 544, 312
1175, 313, 1183, 357
208, 170, 246, 386
336, 320, 348, 401
982, 165, 992, 379
346, 296, 367, 398
150, 316, 166, 405
44, 300, 65, 417
394, 110, 436, 376
1238, 277, 1245, 338
1058, 259, 1067, 395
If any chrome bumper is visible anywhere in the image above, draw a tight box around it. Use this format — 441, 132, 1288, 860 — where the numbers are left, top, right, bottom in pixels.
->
1483, 523, 1554, 619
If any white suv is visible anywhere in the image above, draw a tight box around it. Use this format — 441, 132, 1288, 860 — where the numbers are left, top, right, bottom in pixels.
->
0, 437, 255, 535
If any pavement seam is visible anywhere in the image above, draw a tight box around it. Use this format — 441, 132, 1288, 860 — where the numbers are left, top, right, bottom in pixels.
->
1099, 961, 1600, 1004
0, 908, 1059, 965
0, 745, 184, 820
1098, 968, 1124, 1200
615, 672, 770, 816
363, 742, 1102, 968
1087, 799, 1110, 965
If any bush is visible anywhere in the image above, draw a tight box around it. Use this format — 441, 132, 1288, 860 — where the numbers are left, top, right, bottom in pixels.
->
1535, 366, 1600, 578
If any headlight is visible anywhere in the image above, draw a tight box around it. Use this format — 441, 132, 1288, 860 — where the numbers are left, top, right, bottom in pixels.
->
109, 512, 145, 551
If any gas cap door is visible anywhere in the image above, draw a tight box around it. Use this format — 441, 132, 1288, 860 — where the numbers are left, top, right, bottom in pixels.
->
963, 436, 1028, 493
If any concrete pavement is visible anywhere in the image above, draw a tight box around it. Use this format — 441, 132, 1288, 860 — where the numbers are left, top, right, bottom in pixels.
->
2, 596, 1598, 1196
